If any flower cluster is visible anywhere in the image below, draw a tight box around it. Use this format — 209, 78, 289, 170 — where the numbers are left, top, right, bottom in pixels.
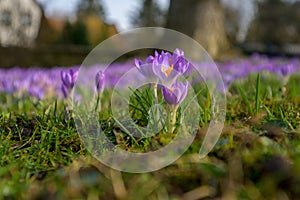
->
134, 49, 191, 133
134, 49, 190, 106
60, 68, 106, 100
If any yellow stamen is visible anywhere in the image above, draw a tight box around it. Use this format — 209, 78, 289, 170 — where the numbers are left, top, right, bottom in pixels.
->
169, 87, 175, 95
161, 64, 174, 77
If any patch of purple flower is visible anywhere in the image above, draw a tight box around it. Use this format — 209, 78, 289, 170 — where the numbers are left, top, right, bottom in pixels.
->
0, 54, 299, 99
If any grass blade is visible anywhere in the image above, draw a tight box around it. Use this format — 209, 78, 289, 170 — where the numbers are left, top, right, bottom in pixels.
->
255, 73, 261, 114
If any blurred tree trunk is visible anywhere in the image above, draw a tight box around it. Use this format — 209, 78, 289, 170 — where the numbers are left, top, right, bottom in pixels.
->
166, 0, 229, 58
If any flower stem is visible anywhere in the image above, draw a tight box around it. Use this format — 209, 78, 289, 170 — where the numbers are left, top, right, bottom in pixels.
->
66, 88, 75, 119
95, 92, 102, 112
153, 82, 158, 104
167, 105, 178, 133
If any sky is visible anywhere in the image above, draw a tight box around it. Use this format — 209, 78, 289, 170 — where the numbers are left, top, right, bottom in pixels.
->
36, 0, 170, 31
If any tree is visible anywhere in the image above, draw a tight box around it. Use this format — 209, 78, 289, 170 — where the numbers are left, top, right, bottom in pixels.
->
223, 5, 241, 43
74, 0, 116, 46
247, 0, 300, 45
166, 0, 229, 58
61, 21, 89, 45
131, 0, 166, 27
77, 0, 106, 19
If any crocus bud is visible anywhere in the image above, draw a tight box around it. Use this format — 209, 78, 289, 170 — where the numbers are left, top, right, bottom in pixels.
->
61, 69, 78, 89
61, 69, 78, 98
95, 70, 105, 93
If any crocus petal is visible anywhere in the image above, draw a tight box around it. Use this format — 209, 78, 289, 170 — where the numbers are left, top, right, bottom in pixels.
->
61, 71, 67, 85
71, 69, 79, 84
172, 87, 182, 104
61, 84, 68, 98
61, 71, 71, 88
145, 56, 155, 63
134, 58, 157, 80
134, 58, 142, 70
174, 48, 184, 57
174, 56, 189, 74
177, 82, 188, 104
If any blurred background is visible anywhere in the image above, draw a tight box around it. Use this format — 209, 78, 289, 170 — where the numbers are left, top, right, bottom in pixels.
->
0, 0, 299, 67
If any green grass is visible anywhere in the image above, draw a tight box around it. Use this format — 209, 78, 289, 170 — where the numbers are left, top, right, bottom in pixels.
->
0, 73, 300, 199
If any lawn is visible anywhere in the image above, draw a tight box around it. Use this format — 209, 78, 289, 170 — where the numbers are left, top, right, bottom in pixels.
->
0, 53, 300, 199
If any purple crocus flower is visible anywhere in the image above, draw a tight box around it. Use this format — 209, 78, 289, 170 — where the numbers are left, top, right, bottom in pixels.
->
173, 48, 190, 74
280, 64, 294, 76
152, 49, 189, 86
28, 86, 45, 99
95, 70, 105, 93
153, 51, 176, 79
162, 81, 188, 106
134, 49, 189, 85
61, 69, 78, 89
61, 69, 78, 98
